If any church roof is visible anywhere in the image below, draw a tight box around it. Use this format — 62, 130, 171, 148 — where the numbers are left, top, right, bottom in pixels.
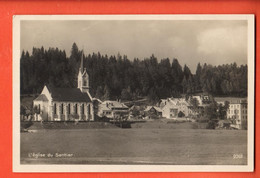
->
47, 86, 92, 102
34, 94, 49, 102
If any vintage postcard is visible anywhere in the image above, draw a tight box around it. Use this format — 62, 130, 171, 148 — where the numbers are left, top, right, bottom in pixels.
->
13, 15, 254, 172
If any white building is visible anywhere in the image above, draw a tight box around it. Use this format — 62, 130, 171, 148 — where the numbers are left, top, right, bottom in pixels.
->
33, 53, 94, 121
227, 99, 247, 129
160, 98, 190, 119
98, 100, 129, 119
189, 94, 211, 106
144, 106, 162, 117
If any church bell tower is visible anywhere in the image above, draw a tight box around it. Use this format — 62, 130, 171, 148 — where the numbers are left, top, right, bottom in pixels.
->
78, 52, 90, 93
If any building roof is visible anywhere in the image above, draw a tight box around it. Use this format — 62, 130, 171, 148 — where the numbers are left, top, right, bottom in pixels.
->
214, 97, 247, 103
92, 98, 102, 103
47, 86, 92, 102
129, 105, 144, 111
101, 100, 129, 109
34, 94, 48, 102
99, 104, 110, 111
144, 106, 162, 112
161, 97, 191, 108
230, 99, 247, 104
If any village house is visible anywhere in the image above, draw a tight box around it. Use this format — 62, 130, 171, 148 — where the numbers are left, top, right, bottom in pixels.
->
218, 119, 232, 129
214, 97, 230, 106
128, 105, 145, 119
160, 98, 190, 119
227, 99, 247, 129
97, 100, 129, 119
189, 94, 211, 106
187, 94, 212, 116
144, 106, 162, 118
159, 94, 212, 119
33, 53, 94, 121
187, 105, 204, 117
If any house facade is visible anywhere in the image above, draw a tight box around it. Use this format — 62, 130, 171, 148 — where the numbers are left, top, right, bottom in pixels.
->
144, 106, 162, 118
189, 94, 211, 105
98, 100, 129, 119
159, 95, 213, 119
227, 99, 247, 129
187, 94, 212, 117
160, 98, 190, 119
33, 53, 94, 121
161, 101, 178, 118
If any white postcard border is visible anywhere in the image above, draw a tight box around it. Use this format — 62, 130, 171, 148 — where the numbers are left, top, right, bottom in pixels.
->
13, 14, 255, 172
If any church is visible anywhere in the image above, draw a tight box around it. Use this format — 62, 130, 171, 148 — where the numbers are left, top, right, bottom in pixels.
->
33, 54, 94, 121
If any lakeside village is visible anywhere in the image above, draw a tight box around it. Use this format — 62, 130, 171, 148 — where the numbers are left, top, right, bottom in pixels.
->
20, 55, 248, 130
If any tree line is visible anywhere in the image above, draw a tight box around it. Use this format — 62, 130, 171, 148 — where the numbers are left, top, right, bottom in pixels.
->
20, 43, 248, 102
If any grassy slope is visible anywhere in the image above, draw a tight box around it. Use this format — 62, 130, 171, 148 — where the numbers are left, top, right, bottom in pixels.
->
21, 128, 247, 165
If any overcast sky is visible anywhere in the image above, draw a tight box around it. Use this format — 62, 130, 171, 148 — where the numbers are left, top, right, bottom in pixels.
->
21, 20, 247, 73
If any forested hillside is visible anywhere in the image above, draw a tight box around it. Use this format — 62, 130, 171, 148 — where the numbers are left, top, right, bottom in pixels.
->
20, 43, 248, 102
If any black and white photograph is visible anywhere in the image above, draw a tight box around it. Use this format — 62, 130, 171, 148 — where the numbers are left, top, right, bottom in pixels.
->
13, 15, 254, 172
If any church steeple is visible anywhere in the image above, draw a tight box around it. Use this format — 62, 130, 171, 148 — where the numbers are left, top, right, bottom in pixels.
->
80, 52, 84, 74
78, 51, 89, 93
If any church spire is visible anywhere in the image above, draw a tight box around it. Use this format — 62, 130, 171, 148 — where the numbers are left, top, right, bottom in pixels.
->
80, 51, 84, 74
78, 49, 90, 93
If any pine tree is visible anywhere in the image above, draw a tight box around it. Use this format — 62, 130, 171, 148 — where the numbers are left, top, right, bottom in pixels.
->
103, 85, 111, 100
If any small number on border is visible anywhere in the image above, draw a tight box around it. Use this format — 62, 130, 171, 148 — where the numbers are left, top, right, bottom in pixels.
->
233, 154, 243, 159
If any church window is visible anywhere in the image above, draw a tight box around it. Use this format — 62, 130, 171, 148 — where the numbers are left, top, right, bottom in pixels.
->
88, 104, 91, 114
61, 103, 64, 114
54, 103, 57, 115
75, 104, 78, 114
68, 104, 71, 114
82, 104, 84, 114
